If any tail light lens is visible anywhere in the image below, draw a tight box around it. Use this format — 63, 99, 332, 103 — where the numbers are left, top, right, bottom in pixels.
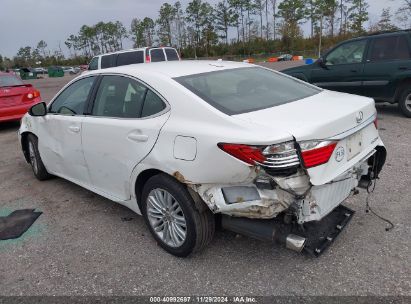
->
23, 89, 40, 102
146, 55, 151, 63
373, 117, 378, 129
300, 141, 337, 168
218, 141, 301, 176
217, 143, 265, 165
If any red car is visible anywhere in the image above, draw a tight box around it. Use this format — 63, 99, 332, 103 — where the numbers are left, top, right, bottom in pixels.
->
0, 72, 41, 123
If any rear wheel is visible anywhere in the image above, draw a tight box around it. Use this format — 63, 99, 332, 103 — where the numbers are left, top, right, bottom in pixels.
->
399, 87, 411, 118
141, 174, 215, 257
27, 134, 52, 180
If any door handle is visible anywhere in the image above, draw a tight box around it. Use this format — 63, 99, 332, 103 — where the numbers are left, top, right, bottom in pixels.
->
127, 133, 149, 142
398, 66, 408, 70
350, 69, 358, 73
68, 126, 80, 133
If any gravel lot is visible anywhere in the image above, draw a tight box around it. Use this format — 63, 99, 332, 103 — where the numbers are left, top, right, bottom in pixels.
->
0, 62, 410, 296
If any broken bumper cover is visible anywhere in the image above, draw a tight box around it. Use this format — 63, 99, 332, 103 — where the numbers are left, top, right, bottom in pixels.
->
193, 147, 383, 223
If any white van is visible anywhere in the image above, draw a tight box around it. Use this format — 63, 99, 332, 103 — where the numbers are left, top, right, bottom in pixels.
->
87, 47, 180, 71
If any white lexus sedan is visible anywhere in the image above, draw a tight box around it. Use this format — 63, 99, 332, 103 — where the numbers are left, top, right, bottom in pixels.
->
19, 61, 386, 257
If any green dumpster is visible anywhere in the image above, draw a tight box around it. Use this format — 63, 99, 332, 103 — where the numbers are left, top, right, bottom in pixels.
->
20, 68, 37, 80
48, 66, 64, 78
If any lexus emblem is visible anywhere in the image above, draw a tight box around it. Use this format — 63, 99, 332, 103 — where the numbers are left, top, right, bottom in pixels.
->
356, 111, 364, 123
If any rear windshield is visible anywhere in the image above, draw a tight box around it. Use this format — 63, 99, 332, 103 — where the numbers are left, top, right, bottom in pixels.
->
101, 54, 116, 69
0, 75, 24, 87
150, 49, 166, 62
117, 51, 144, 66
174, 67, 321, 115
165, 49, 179, 61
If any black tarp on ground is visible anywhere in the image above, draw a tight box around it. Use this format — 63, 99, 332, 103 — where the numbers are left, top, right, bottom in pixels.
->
0, 209, 42, 240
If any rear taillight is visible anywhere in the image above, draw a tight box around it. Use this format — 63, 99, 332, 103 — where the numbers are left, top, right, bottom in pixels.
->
146, 55, 151, 63
218, 143, 265, 165
300, 141, 337, 168
218, 141, 301, 177
23, 89, 40, 102
373, 117, 378, 129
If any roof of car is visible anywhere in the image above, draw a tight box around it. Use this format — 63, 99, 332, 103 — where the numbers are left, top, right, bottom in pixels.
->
86, 60, 252, 78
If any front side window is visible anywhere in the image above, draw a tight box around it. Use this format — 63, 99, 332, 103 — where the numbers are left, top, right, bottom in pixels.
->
92, 75, 166, 118
49, 77, 95, 115
88, 57, 98, 70
174, 67, 321, 115
117, 51, 144, 66
165, 49, 179, 61
326, 40, 367, 65
369, 35, 411, 61
150, 49, 166, 62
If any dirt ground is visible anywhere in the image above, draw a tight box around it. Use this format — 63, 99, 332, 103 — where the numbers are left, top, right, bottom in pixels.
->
0, 62, 410, 296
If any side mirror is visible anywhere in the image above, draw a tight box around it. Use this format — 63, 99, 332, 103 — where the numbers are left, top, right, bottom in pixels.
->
29, 102, 47, 116
317, 57, 327, 69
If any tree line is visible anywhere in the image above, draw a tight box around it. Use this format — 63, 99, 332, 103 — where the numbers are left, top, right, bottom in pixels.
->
1, 0, 410, 70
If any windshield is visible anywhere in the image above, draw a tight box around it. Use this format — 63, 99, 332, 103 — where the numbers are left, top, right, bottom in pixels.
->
0, 75, 24, 87
174, 67, 321, 115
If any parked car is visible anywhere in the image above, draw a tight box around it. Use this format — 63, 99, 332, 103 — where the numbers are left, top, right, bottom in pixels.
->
19, 61, 386, 257
281, 30, 411, 117
63, 66, 80, 75
0, 72, 41, 123
277, 54, 293, 61
34, 67, 47, 74
86, 47, 180, 71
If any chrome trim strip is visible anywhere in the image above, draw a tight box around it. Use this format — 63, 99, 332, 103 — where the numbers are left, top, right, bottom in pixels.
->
329, 112, 377, 140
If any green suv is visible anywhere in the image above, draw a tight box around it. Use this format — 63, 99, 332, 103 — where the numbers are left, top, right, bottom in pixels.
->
281, 30, 411, 117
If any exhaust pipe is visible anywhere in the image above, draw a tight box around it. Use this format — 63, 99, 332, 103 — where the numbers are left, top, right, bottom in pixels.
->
221, 215, 306, 252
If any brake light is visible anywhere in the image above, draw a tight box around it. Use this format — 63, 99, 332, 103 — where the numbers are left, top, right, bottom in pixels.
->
146, 55, 151, 63
23, 89, 40, 102
300, 141, 337, 168
373, 117, 378, 129
218, 143, 265, 165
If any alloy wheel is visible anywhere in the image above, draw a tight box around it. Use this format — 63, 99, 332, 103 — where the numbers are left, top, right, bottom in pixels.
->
146, 188, 187, 247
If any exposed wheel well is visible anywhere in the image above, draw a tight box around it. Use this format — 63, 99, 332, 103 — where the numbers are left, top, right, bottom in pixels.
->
394, 78, 411, 102
135, 169, 164, 210
20, 132, 36, 163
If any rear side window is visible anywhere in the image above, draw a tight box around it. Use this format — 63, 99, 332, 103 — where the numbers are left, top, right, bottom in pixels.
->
91, 75, 166, 118
369, 35, 411, 61
117, 51, 144, 66
174, 67, 321, 115
150, 49, 166, 62
101, 54, 116, 69
49, 77, 95, 115
88, 57, 98, 70
141, 90, 166, 117
165, 49, 179, 61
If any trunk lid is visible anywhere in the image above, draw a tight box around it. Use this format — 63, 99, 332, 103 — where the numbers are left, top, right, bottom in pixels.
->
234, 90, 379, 185
0, 85, 32, 108
233, 90, 376, 141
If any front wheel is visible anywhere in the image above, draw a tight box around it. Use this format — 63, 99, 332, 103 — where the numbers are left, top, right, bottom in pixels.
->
399, 87, 411, 118
27, 134, 52, 180
141, 174, 215, 257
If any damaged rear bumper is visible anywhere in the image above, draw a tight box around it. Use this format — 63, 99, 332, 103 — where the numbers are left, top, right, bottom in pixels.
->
192, 144, 386, 224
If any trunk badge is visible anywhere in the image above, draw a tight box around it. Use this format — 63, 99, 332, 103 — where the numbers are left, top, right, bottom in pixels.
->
335, 147, 345, 162
356, 111, 364, 123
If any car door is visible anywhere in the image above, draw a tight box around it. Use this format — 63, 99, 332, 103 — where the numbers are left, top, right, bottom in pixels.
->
37, 76, 97, 184
81, 74, 170, 200
310, 39, 368, 95
362, 34, 411, 100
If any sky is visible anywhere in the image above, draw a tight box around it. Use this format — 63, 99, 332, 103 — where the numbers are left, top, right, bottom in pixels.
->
0, 0, 404, 58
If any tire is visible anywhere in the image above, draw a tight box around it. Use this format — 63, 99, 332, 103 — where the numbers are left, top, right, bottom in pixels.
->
399, 86, 411, 118
27, 134, 52, 180
141, 174, 215, 257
